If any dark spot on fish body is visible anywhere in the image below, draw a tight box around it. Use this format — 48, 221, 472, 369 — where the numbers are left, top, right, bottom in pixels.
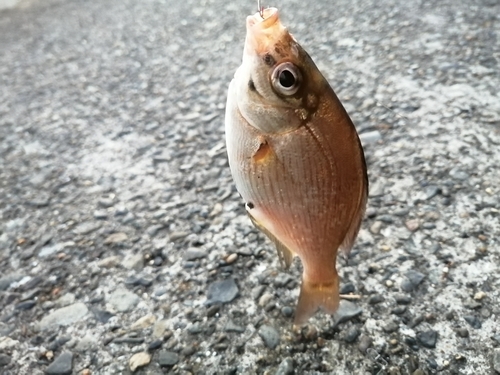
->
263, 53, 276, 66
248, 79, 256, 91
246, 202, 255, 209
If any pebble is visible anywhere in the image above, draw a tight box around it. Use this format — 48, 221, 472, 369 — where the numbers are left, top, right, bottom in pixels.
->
0, 353, 11, 366
383, 321, 400, 333
417, 330, 438, 348
464, 315, 482, 329
15, 300, 36, 310
183, 248, 207, 260
225, 253, 238, 264
492, 348, 500, 373
207, 278, 239, 304
276, 357, 294, 375
152, 320, 168, 339
92, 309, 114, 323
395, 295, 412, 304
129, 352, 151, 372
131, 314, 156, 330
39, 303, 89, 330
125, 275, 153, 287
122, 253, 144, 271
0, 273, 24, 291
73, 222, 101, 235
456, 327, 469, 338
45, 351, 73, 375
281, 306, 293, 318
103, 232, 128, 245
157, 350, 179, 366
340, 283, 356, 294
108, 288, 140, 312
224, 320, 245, 333
370, 221, 383, 234
206, 304, 220, 317
343, 326, 361, 343
359, 130, 382, 144
333, 300, 363, 327
401, 270, 425, 292
368, 295, 385, 305
358, 335, 372, 354
474, 291, 486, 300
97, 256, 121, 268
258, 325, 280, 349
148, 340, 163, 351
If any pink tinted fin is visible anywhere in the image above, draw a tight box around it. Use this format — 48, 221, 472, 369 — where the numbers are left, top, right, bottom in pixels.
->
339, 184, 368, 256
293, 276, 340, 325
247, 210, 294, 269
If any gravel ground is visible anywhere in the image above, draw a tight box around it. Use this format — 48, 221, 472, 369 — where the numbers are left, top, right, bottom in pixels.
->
1, 0, 499, 374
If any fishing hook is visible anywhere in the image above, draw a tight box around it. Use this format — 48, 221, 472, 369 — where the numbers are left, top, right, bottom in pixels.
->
257, 0, 264, 18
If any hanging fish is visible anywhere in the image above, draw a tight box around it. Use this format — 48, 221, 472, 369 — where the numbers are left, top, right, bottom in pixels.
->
225, 5, 368, 324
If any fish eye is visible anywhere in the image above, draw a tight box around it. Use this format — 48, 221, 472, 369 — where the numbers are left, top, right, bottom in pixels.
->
271, 62, 301, 96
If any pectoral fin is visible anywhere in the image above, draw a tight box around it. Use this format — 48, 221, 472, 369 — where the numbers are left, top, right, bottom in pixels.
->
247, 210, 294, 269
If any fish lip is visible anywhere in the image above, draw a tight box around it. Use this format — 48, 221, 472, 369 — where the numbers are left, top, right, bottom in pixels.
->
246, 7, 279, 30
244, 8, 283, 56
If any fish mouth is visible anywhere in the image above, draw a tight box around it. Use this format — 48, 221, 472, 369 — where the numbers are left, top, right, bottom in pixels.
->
244, 7, 285, 55
246, 7, 279, 30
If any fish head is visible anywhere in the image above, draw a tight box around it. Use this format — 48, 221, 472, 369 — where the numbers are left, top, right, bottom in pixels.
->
233, 8, 326, 134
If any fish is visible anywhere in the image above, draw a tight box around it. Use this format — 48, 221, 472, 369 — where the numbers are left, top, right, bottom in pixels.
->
224, 6, 368, 324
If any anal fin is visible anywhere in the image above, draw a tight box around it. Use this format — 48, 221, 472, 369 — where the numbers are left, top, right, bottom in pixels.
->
247, 210, 294, 269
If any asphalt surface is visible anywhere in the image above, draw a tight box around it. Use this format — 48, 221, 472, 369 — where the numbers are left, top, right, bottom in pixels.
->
1, 0, 500, 374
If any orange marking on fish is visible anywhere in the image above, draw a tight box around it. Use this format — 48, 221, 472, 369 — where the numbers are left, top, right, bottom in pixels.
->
252, 140, 272, 163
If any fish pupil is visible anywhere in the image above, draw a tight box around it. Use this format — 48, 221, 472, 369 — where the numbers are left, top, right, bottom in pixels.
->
279, 70, 295, 88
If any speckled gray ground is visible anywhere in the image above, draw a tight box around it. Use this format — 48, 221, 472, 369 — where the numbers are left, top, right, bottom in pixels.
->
1, 0, 499, 374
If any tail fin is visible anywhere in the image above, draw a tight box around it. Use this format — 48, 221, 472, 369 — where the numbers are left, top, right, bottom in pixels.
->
293, 277, 340, 325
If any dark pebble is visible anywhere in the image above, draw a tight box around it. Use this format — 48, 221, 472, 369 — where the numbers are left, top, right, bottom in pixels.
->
113, 337, 145, 344
445, 311, 455, 320
15, 300, 36, 310
207, 278, 239, 304
276, 357, 294, 375
281, 306, 293, 318
148, 340, 163, 351
426, 357, 438, 369
368, 295, 384, 305
417, 330, 438, 348
258, 325, 280, 349
456, 327, 469, 338
206, 304, 220, 317
340, 283, 356, 294
224, 321, 245, 333
408, 315, 424, 328
358, 335, 372, 354
395, 295, 412, 304
404, 336, 419, 350
187, 323, 203, 334
274, 273, 294, 288
333, 301, 363, 328
392, 306, 407, 315
31, 336, 44, 345
464, 315, 481, 329
181, 345, 196, 356
343, 326, 361, 343
45, 351, 73, 375
0, 354, 11, 366
183, 248, 207, 261
383, 321, 400, 333
92, 309, 115, 323
158, 350, 179, 366
124, 275, 153, 287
